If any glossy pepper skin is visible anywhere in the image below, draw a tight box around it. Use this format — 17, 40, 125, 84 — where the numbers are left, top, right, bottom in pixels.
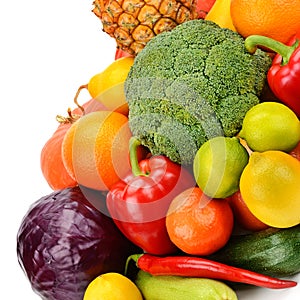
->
245, 32, 300, 117
131, 254, 297, 289
106, 138, 195, 255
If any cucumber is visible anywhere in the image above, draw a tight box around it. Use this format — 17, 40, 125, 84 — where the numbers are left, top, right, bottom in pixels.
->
209, 225, 300, 277
135, 270, 238, 300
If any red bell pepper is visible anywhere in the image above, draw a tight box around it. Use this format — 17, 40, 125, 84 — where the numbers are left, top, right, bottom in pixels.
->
129, 254, 297, 289
245, 31, 300, 117
106, 137, 195, 255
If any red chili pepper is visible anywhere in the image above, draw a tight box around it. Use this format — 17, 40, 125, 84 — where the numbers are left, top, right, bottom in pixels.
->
130, 254, 297, 289
106, 137, 195, 255
245, 32, 300, 117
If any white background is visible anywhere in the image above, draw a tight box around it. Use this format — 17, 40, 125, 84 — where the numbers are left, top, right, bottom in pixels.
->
0, 1, 299, 299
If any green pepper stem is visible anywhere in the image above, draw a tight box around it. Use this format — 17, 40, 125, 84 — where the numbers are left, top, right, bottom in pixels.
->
129, 136, 146, 177
245, 35, 299, 65
124, 254, 143, 275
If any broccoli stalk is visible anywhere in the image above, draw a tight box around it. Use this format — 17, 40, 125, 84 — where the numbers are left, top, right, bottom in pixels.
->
125, 19, 272, 165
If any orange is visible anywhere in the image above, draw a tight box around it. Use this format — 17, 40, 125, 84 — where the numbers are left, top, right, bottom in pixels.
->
40, 99, 102, 190
62, 121, 77, 181
230, 0, 300, 44
227, 190, 269, 232
62, 110, 132, 191
166, 187, 234, 256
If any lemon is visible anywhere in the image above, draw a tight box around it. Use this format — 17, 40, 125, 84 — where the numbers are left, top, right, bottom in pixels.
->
83, 272, 143, 300
88, 57, 134, 97
193, 136, 249, 198
240, 151, 300, 228
239, 102, 300, 152
88, 57, 134, 114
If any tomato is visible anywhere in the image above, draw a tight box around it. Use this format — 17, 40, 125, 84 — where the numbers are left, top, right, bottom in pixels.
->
196, 0, 216, 19
227, 190, 269, 232
115, 48, 134, 60
289, 141, 300, 161
41, 122, 77, 190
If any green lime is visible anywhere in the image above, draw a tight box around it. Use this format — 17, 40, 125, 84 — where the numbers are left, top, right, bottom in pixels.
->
239, 102, 300, 152
193, 136, 249, 198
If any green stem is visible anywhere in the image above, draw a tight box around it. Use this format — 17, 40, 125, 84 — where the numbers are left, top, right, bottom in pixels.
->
124, 254, 143, 275
129, 136, 146, 177
245, 35, 299, 65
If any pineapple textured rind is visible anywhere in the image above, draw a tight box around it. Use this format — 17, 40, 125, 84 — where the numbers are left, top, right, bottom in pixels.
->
92, 0, 198, 54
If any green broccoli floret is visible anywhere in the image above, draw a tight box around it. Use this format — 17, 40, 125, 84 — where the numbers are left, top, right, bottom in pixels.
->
125, 19, 272, 165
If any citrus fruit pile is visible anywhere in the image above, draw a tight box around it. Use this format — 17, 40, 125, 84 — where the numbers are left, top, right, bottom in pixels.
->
17, 1, 300, 299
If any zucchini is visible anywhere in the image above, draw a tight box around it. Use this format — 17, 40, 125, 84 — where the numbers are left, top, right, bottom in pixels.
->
209, 225, 300, 277
135, 270, 238, 300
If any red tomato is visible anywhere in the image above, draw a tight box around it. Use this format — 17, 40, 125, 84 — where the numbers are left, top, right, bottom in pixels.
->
289, 141, 300, 161
227, 190, 269, 232
40, 122, 77, 190
115, 48, 134, 60
196, 0, 216, 19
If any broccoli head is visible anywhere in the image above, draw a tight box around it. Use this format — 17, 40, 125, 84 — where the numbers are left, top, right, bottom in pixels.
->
125, 19, 272, 165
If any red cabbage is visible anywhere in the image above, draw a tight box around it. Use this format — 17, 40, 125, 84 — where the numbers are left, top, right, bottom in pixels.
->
17, 186, 139, 300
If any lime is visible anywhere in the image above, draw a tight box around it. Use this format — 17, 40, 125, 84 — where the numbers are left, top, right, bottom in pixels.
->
83, 272, 143, 300
239, 102, 300, 152
240, 150, 300, 228
193, 136, 249, 198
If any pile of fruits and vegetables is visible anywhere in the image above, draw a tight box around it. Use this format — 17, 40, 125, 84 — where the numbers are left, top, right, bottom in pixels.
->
17, 0, 300, 299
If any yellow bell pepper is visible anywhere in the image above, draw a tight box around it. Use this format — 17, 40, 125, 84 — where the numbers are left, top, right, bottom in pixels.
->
205, 0, 236, 31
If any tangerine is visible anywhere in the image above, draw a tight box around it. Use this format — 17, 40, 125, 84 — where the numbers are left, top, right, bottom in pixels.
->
62, 110, 132, 191
166, 187, 234, 256
230, 0, 300, 44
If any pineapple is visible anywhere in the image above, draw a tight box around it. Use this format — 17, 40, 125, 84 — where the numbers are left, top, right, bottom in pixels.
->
92, 0, 198, 55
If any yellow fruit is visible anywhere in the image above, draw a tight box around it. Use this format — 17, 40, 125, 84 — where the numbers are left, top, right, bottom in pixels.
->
239, 102, 300, 152
83, 272, 143, 300
88, 57, 134, 115
88, 57, 134, 97
92, 0, 198, 55
240, 151, 300, 228
205, 0, 236, 31
193, 136, 249, 198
